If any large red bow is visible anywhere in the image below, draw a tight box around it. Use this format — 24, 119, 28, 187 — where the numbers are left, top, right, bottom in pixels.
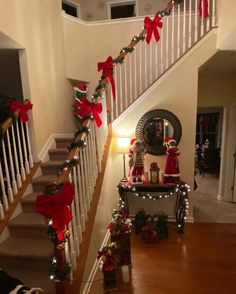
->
35, 182, 74, 241
74, 97, 103, 127
97, 56, 116, 100
10, 100, 33, 123
144, 15, 163, 44
199, 0, 209, 18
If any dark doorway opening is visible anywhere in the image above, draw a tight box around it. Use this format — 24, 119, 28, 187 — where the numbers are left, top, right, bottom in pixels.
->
111, 3, 135, 19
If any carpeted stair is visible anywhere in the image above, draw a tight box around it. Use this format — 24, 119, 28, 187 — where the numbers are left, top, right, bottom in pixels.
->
0, 136, 73, 293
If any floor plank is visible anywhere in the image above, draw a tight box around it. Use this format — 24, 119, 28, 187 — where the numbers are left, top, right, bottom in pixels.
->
89, 223, 236, 294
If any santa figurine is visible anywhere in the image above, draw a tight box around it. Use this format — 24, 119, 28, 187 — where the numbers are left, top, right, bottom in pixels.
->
128, 139, 146, 184
164, 137, 180, 184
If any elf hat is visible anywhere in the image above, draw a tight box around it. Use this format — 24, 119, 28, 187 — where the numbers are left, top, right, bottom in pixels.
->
74, 82, 87, 94
164, 137, 176, 144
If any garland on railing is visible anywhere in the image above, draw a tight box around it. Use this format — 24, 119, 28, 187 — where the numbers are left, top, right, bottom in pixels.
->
35, 182, 74, 281
57, 159, 80, 175
0, 99, 33, 138
72, 0, 210, 129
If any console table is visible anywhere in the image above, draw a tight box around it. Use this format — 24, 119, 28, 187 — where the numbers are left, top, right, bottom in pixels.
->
117, 182, 189, 233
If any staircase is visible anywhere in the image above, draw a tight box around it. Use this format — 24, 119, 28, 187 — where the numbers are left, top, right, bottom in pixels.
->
0, 137, 73, 293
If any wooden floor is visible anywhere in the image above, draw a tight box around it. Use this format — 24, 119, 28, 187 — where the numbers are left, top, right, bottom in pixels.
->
89, 223, 236, 294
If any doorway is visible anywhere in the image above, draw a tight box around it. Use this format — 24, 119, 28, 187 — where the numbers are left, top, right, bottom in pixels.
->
108, 0, 137, 19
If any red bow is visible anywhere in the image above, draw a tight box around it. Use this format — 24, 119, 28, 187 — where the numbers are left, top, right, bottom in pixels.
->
144, 15, 163, 44
72, 98, 103, 127
10, 100, 33, 123
199, 0, 209, 18
35, 182, 74, 241
97, 56, 116, 100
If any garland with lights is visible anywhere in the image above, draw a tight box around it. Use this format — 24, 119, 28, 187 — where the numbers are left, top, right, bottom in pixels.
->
67, 140, 86, 152
57, 158, 80, 175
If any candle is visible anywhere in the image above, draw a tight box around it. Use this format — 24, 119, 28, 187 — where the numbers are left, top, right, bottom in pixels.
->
121, 265, 130, 283
159, 171, 164, 184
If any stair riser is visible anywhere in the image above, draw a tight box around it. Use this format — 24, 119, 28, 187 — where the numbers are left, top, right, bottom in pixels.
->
0, 256, 50, 271
9, 227, 48, 239
49, 153, 68, 161
21, 203, 37, 213
55, 139, 73, 149
41, 165, 60, 175
32, 182, 51, 192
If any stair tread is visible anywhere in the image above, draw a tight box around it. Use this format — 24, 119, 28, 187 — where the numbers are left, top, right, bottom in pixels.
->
21, 192, 39, 203
0, 237, 53, 259
32, 175, 56, 184
9, 212, 46, 228
41, 160, 64, 167
55, 136, 73, 142
48, 148, 68, 153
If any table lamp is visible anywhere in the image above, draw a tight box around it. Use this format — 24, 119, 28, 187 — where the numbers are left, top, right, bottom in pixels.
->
116, 137, 130, 182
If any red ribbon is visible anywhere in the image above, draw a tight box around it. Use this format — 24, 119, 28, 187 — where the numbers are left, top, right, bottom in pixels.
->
76, 97, 103, 127
144, 15, 163, 44
10, 100, 33, 123
35, 182, 74, 241
199, 0, 209, 18
97, 56, 116, 100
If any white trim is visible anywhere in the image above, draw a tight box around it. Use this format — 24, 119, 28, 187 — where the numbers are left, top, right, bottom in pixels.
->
62, 10, 145, 26
112, 29, 218, 128
107, 0, 138, 20
62, 0, 81, 19
37, 133, 73, 162
82, 230, 110, 294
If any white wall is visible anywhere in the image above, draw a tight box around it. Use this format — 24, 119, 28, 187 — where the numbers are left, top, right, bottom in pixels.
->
0, 0, 76, 154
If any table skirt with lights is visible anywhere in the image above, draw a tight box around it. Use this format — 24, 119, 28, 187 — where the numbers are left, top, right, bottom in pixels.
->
117, 182, 190, 233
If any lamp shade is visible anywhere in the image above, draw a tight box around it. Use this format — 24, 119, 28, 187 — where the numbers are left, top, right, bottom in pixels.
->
116, 137, 130, 154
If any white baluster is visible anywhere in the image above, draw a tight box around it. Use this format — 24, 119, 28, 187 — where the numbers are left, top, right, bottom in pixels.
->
11, 125, 22, 188
72, 168, 83, 244
76, 164, 86, 229
188, 0, 192, 48
95, 127, 102, 173
25, 123, 33, 168
69, 173, 80, 256
206, 0, 210, 32
177, 2, 181, 59
0, 202, 4, 220
212, 0, 216, 27
20, 121, 30, 175
84, 138, 92, 202
201, 0, 204, 37
6, 130, 18, 195
155, 32, 158, 79
114, 66, 118, 120
139, 42, 142, 94
194, 0, 198, 43
160, 18, 164, 74
134, 47, 137, 99
124, 60, 128, 110
171, 3, 175, 64
149, 38, 153, 83
87, 133, 95, 190
144, 42, 147, 89
129, 54, 133, 105
1, 139, 14, 203
68, 222, 77, 270
82, 145, 91, 207
64, 239, 72, 280
0, 162, 9, 211
183, 0, 186, 53
16, 120, 26, 181
119, 65, 123, 116
91, 123, 98, 180
80, 148, 90, 211
166, 16, 169, 70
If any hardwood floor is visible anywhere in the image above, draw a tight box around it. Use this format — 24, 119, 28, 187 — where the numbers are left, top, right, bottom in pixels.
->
89, 223, 236, 294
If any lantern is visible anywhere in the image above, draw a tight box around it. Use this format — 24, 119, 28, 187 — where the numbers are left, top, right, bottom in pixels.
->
149, 162, 160, 184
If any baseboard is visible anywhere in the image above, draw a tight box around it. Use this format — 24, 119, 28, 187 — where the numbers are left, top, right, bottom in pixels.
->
37, 133, 73, 162
82, 230, 110, 294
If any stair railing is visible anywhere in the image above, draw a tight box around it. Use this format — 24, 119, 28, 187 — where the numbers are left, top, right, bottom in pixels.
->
47, 99, 109, 288
0, 99, 33, 220
108, 0, 217, 122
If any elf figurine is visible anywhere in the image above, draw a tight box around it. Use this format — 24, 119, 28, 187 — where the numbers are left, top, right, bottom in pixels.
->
128, 139, 146, 184
164, 137, 180, 184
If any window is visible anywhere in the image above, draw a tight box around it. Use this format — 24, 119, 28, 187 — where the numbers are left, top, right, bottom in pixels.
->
108, 1, 137, 19
62, 0, 80, 18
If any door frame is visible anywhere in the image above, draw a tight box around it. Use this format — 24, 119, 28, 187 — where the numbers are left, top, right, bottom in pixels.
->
107, 0, 138, 19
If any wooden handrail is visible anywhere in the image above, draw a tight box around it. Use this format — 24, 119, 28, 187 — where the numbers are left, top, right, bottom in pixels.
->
1, 99, 31, 132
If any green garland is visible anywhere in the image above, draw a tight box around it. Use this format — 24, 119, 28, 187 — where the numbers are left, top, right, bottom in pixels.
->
49, 256, 71, 281
67, 140, 86, 151
74, 126, 90, 138
57, 159, 80, 175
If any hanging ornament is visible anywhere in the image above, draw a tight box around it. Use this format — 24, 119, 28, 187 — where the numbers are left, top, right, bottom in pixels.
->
144, 15, 163, 44
10, 100, 33, 123
97, 56, 116, 100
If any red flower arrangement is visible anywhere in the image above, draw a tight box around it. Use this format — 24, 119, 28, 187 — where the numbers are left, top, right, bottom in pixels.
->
108, 208, 132, 236
97, 243, 117, 272
142, 223, 159, 243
